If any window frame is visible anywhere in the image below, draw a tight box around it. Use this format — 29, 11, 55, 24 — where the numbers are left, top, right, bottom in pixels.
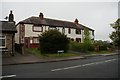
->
68, 28, 71, 34
0, 36, 6, 48
21, 24, 25, 32
76, 38, 81, 43
62, 27, 65, 33
76, 29, 81, 34
48, 26, 57, 30
32, 25, 43, 32
32, 37, 39, 44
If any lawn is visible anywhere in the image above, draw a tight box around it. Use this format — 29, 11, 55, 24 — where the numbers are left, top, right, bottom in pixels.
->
25, 48, 114, 59
25, 48, 81, 58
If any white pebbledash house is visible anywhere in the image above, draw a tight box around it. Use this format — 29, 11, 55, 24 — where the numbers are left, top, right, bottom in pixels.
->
15, 12, 94, 48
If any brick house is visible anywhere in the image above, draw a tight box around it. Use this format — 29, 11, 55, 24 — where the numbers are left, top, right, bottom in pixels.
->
15, 12, 94, 48
0, 10, 17, 56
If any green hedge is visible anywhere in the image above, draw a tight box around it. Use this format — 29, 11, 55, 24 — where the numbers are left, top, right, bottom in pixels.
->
69, 41, 94, 52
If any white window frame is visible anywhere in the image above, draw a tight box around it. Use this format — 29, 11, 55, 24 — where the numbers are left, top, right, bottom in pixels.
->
48, 26, 57, 30
33, 37, 39, 44
0, 36, 6, 48
33, 25, 43, 32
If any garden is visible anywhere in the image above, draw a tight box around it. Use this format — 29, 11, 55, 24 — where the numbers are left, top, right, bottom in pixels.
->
25, 29, 114, 58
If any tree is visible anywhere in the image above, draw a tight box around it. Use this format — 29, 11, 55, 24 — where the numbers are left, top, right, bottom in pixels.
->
83, 27, 91, 44
83, 27, 93, 51
39, 29, 69, 53
94, 40, 108, 51
109, 18, 120, 47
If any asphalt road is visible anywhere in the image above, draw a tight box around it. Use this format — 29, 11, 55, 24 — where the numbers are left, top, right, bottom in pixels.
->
2, 55, 119, 78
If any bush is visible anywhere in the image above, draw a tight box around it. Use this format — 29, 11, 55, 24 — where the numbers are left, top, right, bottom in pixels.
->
39, 30, 69, 54
69, 41, 94, 52
93, 40, 109, 51
99, 44, 107, 51
69, 41, 81, 51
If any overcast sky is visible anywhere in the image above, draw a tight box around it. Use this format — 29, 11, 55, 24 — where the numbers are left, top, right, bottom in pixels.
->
0, 1, 119, 41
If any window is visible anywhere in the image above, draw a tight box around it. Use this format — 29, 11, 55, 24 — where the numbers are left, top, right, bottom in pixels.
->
62, 27, 65, 33
71, 38, 74, 41
21, 36, 24, 44
48, 27, 56, 30
33, 37, 39, 43
0, 36, 6, 48
76, 29, 81, 34
68, 28, 71, 34
33, 25, 43, 32
76, 38, 81, 43
92, 31, 94, 36
21, 24, 25, 32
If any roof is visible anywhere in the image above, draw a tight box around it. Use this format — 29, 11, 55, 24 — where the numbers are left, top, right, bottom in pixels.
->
18, 16, 94, 31
0, 21, 17, 33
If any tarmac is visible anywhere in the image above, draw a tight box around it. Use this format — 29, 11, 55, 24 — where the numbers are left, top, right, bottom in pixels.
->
2, 52, 119, 66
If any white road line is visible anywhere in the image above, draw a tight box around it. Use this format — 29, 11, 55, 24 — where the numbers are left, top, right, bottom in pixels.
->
0, 75, 16, 78
51, 58, 117, 72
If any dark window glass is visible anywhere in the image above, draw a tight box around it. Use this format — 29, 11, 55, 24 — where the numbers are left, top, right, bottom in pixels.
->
62, 27, 65, 33
76, 38, 81, 43
68, 28, 71, 34
0, 36, 5, 48
76, 29, 81, 34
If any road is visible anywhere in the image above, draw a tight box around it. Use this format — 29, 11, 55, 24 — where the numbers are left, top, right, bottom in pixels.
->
2, 55, 119, 78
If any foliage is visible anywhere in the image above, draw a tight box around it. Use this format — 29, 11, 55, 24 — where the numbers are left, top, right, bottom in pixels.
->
93, 40, 109, 51
109, 18, 120, 47
69, 41, 81, 51
69, 27, 94, 52
39, 29, 69, 54
26, 48, 80, 58
83, 27, 93, 52
69, 41, 94, 52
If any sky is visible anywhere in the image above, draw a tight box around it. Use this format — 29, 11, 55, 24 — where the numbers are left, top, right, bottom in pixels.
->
0, 1, 119, 41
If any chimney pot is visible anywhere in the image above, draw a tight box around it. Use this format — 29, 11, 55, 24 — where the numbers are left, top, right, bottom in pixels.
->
74, 18, 79, 24
9, 10, 14, 22
39, 12, 44, 20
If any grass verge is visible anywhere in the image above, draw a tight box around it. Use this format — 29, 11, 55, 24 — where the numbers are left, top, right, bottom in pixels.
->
25, 48, 81, 58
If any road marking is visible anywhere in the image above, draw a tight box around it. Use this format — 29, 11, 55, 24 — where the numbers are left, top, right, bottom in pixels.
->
0, 75, 16, 78
51, 58, 117, 72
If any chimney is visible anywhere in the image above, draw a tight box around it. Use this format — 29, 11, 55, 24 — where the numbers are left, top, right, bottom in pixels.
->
9, 10, 14, 22
74, 18, 79, 24
39, 12, 44, 20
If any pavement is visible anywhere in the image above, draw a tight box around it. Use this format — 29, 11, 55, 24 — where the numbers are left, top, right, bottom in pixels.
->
2, 51, 119, 66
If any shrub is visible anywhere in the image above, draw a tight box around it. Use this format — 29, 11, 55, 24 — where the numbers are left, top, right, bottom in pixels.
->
69, 41, 94, 52
93, 40, 109, 51
69, 41, 81, 51
39, 30, 69, 54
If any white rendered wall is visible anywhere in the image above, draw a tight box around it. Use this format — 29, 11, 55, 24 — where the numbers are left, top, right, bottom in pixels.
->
15, 23, 94, 44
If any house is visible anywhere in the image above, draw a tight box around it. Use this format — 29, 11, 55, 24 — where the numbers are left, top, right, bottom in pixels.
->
0, 10, 17, 56
15, 12, 94, 48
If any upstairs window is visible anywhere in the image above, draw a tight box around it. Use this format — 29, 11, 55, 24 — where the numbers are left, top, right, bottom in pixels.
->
68, 28, 71, 34
0, 36, 6, 48
21, 24, 25, 32
33, 25, 43, 32
48, 26, 57, 30
62, 27, 65, 33
92, 31, 94, 36
76, 29, 81, 34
